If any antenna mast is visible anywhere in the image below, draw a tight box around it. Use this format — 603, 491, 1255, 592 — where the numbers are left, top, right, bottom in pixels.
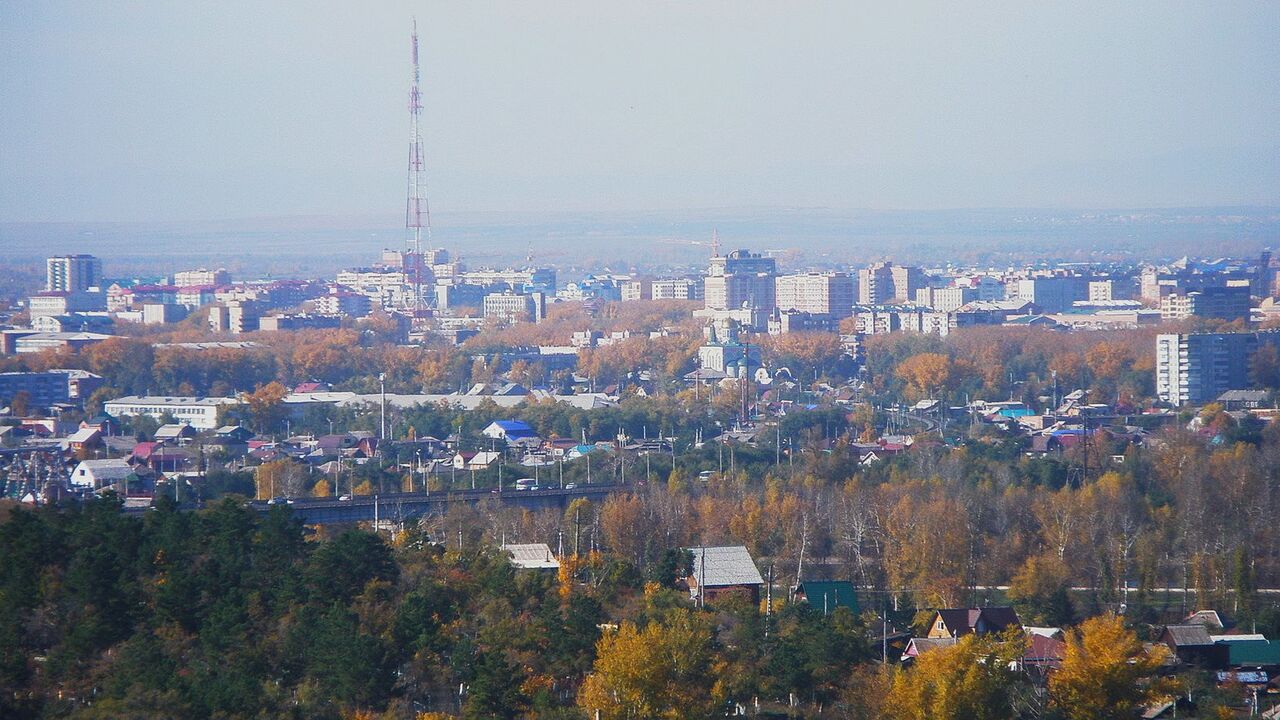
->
405, 18, 432, 319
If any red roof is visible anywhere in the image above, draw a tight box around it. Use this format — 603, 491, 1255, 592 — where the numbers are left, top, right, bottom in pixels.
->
132, 441, 159, 460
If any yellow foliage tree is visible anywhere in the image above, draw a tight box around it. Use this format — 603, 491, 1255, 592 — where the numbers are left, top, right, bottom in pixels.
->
895, 353, 954, 401
886, 631, 1025, 720
578, 611, 721, 720
312, 478, 331, 498
1049, 614, 1172, 720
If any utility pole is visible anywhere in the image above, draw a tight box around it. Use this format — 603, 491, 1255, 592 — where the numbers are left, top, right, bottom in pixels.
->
379, 373, 387, 441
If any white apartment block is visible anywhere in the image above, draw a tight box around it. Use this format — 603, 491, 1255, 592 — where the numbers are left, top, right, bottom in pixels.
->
775, 272, 854, 318
335, 269, 409, 308
173, 268, 231, 287
104, 395, 238, 430
653, 278, 703, 301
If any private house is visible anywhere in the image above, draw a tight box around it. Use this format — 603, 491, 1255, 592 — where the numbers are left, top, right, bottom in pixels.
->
685, 546, 765, 605
902, 637, 957, 662
926, 607, 1022, 639
1160, 624, 1227, 667
154, 423, 199, 445
482, 420, 540, 447
64, 427, 102, 454
452, 451, 501, 471
503, 543, 560, 570
794, 580, 860, 615
215, 425, 254, 443
70, 458, 138, 491
80, 414, 120, 435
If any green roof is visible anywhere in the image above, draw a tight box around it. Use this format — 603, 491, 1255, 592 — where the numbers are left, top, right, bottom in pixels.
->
797, 580, 860, 614
1227, 640, 1280, 666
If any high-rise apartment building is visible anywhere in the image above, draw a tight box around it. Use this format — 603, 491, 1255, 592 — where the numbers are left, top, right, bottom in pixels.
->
704, 250, 776, 310
46, 255, 102, 292
702, 250, 777, 331
775, 272, 854, 318
1156, 330, 1280, 405
858, 262, 923, 305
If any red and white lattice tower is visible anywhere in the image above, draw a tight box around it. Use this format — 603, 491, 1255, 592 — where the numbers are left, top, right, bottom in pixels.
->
405, 18, 432, 317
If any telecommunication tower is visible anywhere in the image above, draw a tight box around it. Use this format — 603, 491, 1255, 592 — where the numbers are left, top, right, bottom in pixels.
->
405, 18, 432, 317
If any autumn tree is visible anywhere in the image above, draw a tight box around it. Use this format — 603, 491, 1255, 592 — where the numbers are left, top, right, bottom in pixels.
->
245, 380, 289, 433
886, 630, 1026, 720
578, 610, 721, 720
1049, 614, 1172, 720
1007, 553, 1073, 626
895, 353, 954, 401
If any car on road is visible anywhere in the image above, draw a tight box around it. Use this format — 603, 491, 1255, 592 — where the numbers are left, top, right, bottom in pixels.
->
564, 483, 577, 490
338, 495, 351, 501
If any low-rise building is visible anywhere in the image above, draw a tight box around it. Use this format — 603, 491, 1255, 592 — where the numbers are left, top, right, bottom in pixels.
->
104, 395, 238, 430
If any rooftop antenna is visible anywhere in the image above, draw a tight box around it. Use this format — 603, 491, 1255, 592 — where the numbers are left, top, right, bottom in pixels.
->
711, 228, 721, 257
405, 18, 432, 319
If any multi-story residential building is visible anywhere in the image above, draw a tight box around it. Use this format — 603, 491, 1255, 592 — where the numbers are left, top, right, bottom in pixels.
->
854, 309, 901, 335
175, 286, 218, 308
104, 395, 238, 430
258, 314, 343, 332
0, 372, 72, 409
173, 268, 231, 287
27, 291, 105, 318
915, 286, 977, 312
1156, 330, 1280, 405
621, 278, 652, 301
436, 283, 494, 312
653, 278, 704, 301
899, 309, 957, 337
335, 268, 411, 308
769, 310, 839, 334
141, 304, 188, 325
858, 262, 924, 304
46, 254, 102, 292
482, 292, 545, 324
703, 250, 777, 331
775, 272, 855, 319
625, 277, 703, 301
313, 291, 372, 318
1159, 285, 1251, 321
1011, 277, 1085, 313
458, 268, 556, 292
953, 275, 1006, 302
208, 300, 259, 334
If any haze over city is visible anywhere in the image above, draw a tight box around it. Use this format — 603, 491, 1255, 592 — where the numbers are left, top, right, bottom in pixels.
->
3, 1, 1279, 226
4, 4, 1280, 720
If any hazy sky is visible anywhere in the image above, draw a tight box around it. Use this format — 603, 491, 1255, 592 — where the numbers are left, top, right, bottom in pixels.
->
2, 1, 1279, 222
